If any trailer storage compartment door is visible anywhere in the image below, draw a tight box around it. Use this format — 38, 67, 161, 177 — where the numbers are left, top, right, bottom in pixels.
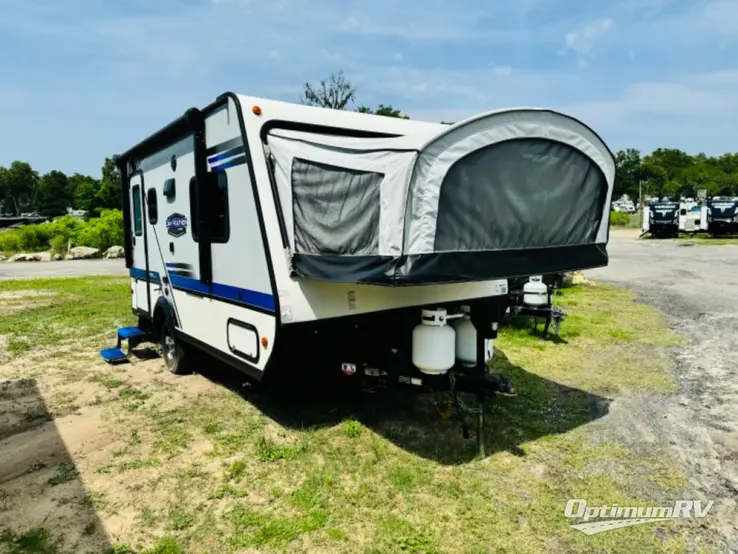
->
265, 108, 615, 285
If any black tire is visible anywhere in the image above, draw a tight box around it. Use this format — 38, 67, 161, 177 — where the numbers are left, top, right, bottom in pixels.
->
160, 318, 190, 375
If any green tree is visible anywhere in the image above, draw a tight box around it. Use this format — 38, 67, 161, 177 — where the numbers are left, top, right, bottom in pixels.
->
356, 104, 410, 119
95, 156, 122, 212
300, 70, 357, 110
613, 148, 642, 199
644, 148, 694, 183
0, 161, 39, 214
637, 162, 668, 198
33, 170, 71, 216
70, 174, 103, 213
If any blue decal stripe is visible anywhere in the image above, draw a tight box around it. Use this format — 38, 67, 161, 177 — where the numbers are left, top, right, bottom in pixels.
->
207, 145, 245, 164
211, 154, 247, 171
130, 267, 161, 283
168, 273, 275, 312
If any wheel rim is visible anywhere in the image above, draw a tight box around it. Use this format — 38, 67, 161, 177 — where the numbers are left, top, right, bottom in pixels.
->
163, 331, 176, 366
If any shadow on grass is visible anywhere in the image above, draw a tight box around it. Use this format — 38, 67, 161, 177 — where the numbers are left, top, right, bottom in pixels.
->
503, 312, 570, 345
190, 345, 611, 466
0, 379, 111, 553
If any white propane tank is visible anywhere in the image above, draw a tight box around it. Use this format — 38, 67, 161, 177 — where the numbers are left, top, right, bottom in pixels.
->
412, 308, 456, 375
455, 305, 477, 366
454, 305, 494, 367
523, 276, 548, 307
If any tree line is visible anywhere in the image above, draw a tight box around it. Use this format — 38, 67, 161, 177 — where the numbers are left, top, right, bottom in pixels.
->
613, 148, 738, 201
0, 157, 122, 217
2, 69, 735, 219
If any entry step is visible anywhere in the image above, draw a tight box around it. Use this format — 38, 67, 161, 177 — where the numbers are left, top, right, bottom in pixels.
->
117, 326, 149, 340
99, 347, 128, 364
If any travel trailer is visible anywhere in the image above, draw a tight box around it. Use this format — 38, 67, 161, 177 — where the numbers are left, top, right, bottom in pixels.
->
642, 200, 680, 237
707, 197, 738, 235
101, 93, 615, 453
678, 202, 709, 234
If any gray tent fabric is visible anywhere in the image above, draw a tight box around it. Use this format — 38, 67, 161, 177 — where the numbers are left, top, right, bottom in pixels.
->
291, 158, 383, 255
433, 138, 606, 251
265, 108, 616, 285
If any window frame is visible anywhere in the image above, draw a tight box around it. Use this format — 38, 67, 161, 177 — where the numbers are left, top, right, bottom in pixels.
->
132, 184, 143, 236
189, 169, 230, 244
146, 187, 158, 224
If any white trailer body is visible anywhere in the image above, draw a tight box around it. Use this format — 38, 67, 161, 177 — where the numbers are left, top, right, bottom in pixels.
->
107, 93, 615, 394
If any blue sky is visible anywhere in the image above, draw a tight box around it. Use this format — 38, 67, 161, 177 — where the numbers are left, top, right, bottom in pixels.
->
1, 0, 737, 177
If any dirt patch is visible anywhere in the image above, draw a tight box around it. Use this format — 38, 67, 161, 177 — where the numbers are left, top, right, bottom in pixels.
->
0, 289, 60, 316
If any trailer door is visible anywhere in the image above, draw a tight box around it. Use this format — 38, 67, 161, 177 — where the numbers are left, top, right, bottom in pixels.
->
129, 174, 150, 315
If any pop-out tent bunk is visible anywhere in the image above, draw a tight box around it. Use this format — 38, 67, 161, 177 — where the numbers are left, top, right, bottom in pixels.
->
265, 108, 616, 285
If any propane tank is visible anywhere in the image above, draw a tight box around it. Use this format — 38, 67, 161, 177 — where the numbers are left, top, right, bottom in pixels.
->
454, 305, 494, 367
454, 305, 476, 366
412, 308, 455, 375
523, 275, 548, 307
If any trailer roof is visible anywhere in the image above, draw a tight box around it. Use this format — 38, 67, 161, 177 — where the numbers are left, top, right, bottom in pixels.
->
235, 94, 447, 137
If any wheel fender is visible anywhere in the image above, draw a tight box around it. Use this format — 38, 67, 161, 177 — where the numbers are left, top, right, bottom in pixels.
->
153, 296, 177, 339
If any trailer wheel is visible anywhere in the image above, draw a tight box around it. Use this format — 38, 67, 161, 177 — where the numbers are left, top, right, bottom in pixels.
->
161, 320, 190, 375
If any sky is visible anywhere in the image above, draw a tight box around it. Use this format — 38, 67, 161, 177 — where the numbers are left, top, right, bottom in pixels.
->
0, 0, 737, 177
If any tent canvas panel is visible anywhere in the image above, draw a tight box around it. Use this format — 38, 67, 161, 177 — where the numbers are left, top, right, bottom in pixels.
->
432, 138, 607, 252
267, 129, 418, 257
291, 158, 382, 256
265, 108, 615, 286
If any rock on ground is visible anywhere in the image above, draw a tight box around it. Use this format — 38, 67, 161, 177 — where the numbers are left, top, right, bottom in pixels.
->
8, 252, 52, 262
103, 245, 125, 259
67, 246, 100, 260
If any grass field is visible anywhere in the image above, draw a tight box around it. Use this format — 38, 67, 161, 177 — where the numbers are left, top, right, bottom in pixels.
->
0, 277, 717, 554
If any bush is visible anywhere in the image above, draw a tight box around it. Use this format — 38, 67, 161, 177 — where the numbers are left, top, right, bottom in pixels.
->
0, 230, 22, 253
0, 209, 124, 255
74, 210, 124, 251
610, 211, 632, 226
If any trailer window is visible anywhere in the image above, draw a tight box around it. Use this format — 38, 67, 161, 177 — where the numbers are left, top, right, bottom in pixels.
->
211, 169, 230, 243
132, 184, 142, 236
146, 188, 158, 224
189, 170, 230, 243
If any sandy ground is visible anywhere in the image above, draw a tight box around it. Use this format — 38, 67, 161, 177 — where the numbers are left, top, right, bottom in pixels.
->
588, 229, 738, 550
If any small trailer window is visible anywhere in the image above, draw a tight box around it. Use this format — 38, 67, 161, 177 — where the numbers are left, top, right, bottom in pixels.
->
189, 170, 230, 243
147, 188, 158, 224
132, 185, 142, 236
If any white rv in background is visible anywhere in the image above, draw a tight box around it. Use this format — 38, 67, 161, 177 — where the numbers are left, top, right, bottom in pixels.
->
101, 93, 615, 450
679, 203, 708, 233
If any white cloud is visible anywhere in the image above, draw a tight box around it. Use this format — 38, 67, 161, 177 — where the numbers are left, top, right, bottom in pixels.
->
393, 52, 404, 61
492, 65, 512, 76
564, 18, 614, 55
343, 15, 361, 29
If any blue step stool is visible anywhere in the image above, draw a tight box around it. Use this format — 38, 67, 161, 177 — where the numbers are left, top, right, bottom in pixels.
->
99, 326, 151, 364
